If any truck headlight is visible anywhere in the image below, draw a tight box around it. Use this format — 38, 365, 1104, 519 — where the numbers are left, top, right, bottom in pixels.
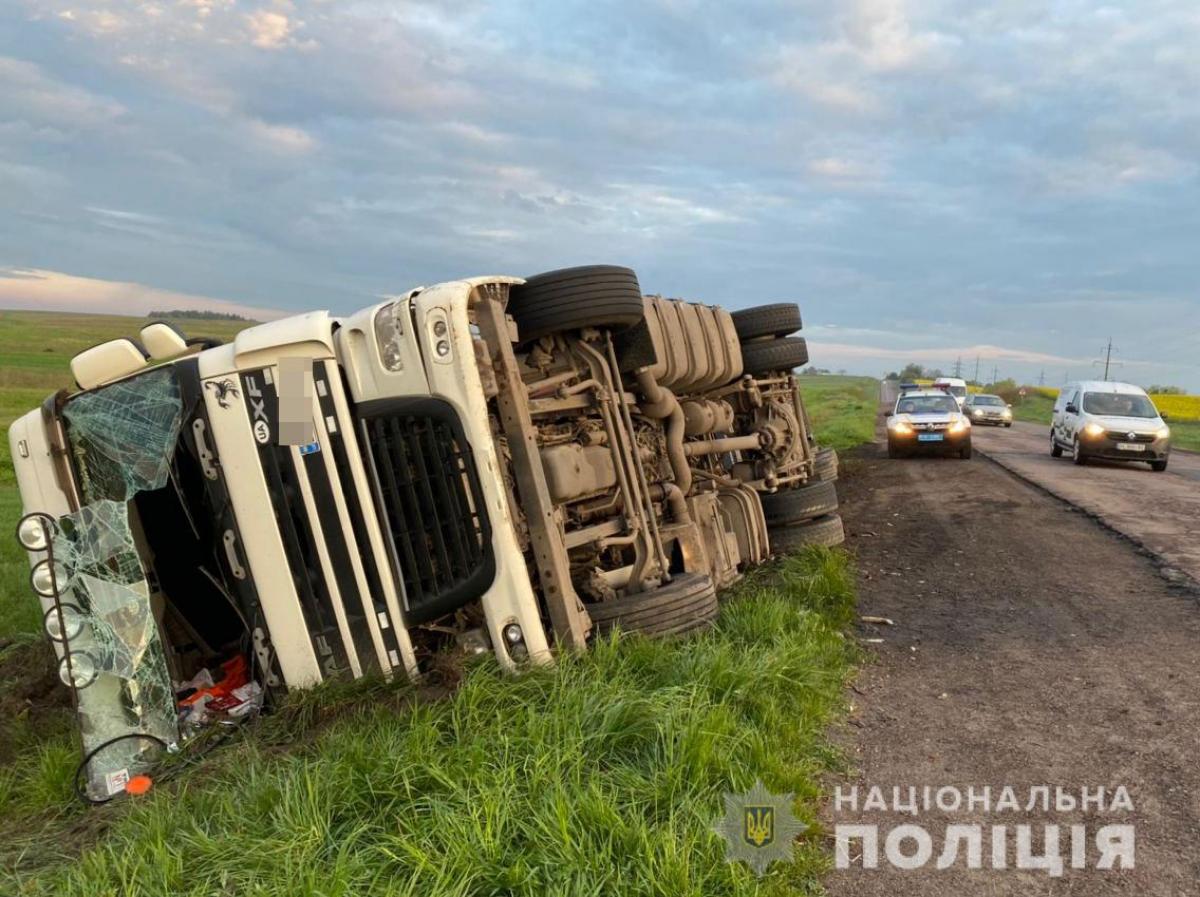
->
374, 301, 407, 371
1155, 426, 1170, 440
44, 604, 85, 642
949, 419, 969, 434
59, 652, 99, 689
31, 559, 68, 598
1082, 423, 1105, 438
17, 513, 56, 551
890, 421, 913, 435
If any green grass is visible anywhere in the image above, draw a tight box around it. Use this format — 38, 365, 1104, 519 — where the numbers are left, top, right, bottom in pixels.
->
2, 549, 857, 896
1168, 421, 1200, 452
1007, 392, 1056, 428
795, 375, 880, 451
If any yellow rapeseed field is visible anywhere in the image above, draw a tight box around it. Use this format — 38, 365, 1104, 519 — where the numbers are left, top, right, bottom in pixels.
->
1025, 386, 1197, 420
1150, 394, 1200, 421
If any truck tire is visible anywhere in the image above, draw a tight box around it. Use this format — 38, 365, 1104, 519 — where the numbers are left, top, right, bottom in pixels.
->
761, 480, 838, 526
731, 303, 802, 341
770, 514, 845, 551
588, 572, 719, 638
508, 265, 645, 343
814, 446, 839, 481
740, 336, 809, 376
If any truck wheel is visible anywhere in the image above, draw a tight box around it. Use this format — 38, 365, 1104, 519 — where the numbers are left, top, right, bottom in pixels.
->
507, 265, 645, 343
959, 444, 973, 460
771, 514, 845, 551
761, 480, 838, 526
1151, 458, 1169, 472
730, 303, 802, 341
887, 443, 900, 459
814, 446, 839, 481
1072, 439, 1087, 465
588, 572, 719, 638
1050, 433, 1063, 457
740, 336, 809, 376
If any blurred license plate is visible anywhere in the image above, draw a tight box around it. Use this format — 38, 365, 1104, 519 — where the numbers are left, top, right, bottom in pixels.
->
918, 433, 944, 442
1117, 443, 1145, 452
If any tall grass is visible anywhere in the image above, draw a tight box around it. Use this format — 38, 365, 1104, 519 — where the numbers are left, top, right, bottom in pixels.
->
3, 550, 857, 897
794, 376, 879, 451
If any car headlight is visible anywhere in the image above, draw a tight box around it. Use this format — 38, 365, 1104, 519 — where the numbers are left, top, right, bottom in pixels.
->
972, 409, 983, 417
1082, 423, 1105, 438
948, 419, 969, 434
1155, 426, 1170, 440
890, 421, 913, 435
1002, 408, 1012, 417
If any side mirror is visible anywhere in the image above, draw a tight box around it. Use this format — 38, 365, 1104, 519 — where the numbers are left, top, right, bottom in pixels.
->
1161, 412, 1170, 421
1007, 403, 1013, 409
1065, 403, 1078, 414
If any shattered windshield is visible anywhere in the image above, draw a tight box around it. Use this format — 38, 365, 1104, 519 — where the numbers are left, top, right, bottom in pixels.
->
53, 367, 187, 800
62, 367, 185, 502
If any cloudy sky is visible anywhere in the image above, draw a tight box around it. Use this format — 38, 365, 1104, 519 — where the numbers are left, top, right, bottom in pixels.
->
1, 0, 1197, 388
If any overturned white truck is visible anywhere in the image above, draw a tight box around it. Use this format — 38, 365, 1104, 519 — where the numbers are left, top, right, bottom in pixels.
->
10, 266, 841, 800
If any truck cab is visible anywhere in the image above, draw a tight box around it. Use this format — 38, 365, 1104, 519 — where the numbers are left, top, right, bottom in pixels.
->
10, 267, 839, 800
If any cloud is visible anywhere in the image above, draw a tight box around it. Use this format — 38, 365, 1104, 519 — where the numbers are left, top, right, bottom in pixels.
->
1, 0, 1199, 389
812, 340, 1091, 366
0, 267, 283, 320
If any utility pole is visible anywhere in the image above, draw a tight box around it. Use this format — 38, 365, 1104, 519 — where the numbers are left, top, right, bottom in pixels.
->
1038, 369, 1045, 386
974, 356, 980, 384
1093, 338, 1121, 381
953, 356, 963, 378
991, 365, 1000, 385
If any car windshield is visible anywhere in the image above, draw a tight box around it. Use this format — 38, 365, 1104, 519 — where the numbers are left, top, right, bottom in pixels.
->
973, 396, 1004, 406
946, 386, 967, 397
1082, 392, 1157, 418
897, 396, 959, 415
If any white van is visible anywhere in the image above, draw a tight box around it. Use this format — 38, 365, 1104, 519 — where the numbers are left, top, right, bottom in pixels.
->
1051, 380, 1171, 471
932, 377, 968, 408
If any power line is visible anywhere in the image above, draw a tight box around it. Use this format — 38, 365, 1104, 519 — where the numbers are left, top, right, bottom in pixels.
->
1093, 337, 1123, 381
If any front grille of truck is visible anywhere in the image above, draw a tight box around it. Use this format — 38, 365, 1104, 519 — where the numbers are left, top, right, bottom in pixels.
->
358, 398, 496, 624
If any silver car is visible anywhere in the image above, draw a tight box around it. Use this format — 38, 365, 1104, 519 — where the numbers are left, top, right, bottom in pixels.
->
964, 393, 1013, 427
887, 390, 973, 459
1051, 380, 1171, 471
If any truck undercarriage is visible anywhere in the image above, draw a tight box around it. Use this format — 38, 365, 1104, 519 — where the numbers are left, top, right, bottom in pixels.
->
10, 265, 842, 801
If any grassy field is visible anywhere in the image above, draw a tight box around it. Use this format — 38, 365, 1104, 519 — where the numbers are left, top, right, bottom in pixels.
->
795, 375, 880, 451
0, 312, 880, 895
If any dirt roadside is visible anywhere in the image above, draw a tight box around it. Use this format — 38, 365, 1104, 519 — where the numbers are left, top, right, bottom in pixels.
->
822, 400, 1200, 896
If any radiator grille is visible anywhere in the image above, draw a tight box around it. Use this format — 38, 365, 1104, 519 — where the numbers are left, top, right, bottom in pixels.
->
1104, 430, 1155, 443
360, 399, 494, 623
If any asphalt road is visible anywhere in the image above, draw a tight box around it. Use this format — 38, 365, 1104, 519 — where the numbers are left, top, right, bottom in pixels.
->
825, 387, 1200, 896
972, 421, 1200, 587
881, 382, 1200, 586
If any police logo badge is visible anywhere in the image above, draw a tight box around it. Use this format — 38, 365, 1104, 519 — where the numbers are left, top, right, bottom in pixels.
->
713, 780, 807, 876
744, 806, 774, 847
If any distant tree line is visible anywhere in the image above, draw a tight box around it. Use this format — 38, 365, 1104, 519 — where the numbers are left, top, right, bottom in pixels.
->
883, 363, 944, 382
147, 309, 251, 321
